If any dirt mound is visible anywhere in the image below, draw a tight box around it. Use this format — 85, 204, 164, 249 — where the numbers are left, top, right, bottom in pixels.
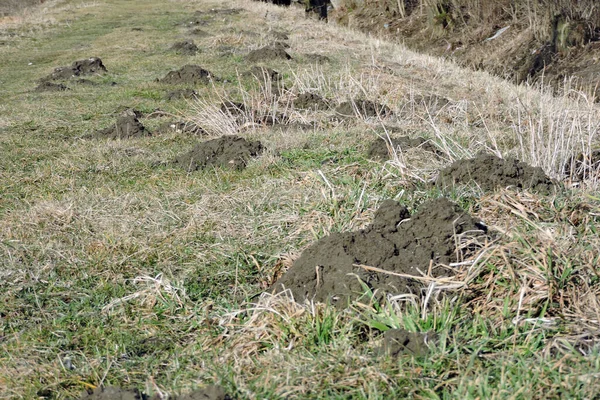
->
166, 88, 198, 100
335, 100, 392, 118
174, 135, 264, 171
247, 44, 292, 63
367, 136, 439, 160
79, 385, 230, 400
246, 66, 281, 82
34, 82, 69, 92
273, 198, 486, 306
158, 65, 215, 85
294, 92, 330, 110
436, 153, 556, 193
43, 57, 107, 81
96, 112, 150, 139
171, 40, 200, 55
159, 120, 206, 135
565, 150, 600, 182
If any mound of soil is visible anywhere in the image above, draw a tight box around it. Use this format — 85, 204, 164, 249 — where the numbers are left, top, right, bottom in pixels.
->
436, 153, 555, 193
565, 150, 600, 182
335, 100, 392, 118
367, 136, 439, 160
171, 40, 200, 55
245, 66, 281, 82
34, 82, 69, 92
96, 113, 150, 139
79, 385, 230, 400
273, 198, 486, 306
158, 65, 215, 85
294, 92, 330, 110
43, 57, 107, 81
375, 329, 434, 358
247, 44, 292, 63
159, 120, 206, 135
174, 135, 264, 171
166, 88, 198, 100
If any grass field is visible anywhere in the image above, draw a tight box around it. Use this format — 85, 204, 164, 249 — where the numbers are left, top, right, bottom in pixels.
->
1, 0, 600, 398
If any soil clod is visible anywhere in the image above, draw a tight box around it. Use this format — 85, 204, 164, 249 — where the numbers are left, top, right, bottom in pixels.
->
158, 65, 215, 85
174, 135, 264, 171
273, 198, 486, 306
96, 113, 150, 139
43, 57, 107, 81
35, 82, 69, 92
436, 153, 555, 193
171, 40, 200, 55
294, 92, 330, 110
247, 44, 292, 62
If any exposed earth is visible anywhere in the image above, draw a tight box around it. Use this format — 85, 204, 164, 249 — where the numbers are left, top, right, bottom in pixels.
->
174, 135, 264, 171
79, 385, 230, 400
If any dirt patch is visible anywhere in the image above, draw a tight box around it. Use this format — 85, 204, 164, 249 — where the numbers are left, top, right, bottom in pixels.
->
335, 100, 392, 119
96, 112, 150, 139
159, 120, 206, 136
273, 197, 486, 306
245, 66, 281, 82
247, 44, 292, 63
174, 135, 264, 171
367, 136, 439, 160
294, 92, 330, 110
158, 65, 215, 85
42, 57, 107, 81
171, 40, 200, 55
79, 385, 230, 400
436, 153, 556, 193
166, 88, 198, 100
34, 82, 69, 92
375, 329, 434, 358
565, 150, 600, 182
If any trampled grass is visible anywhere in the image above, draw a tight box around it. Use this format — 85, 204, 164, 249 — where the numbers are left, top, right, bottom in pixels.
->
1, 0, 600, 399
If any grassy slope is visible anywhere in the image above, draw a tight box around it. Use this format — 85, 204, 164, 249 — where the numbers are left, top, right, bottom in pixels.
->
1, 0, 600, 398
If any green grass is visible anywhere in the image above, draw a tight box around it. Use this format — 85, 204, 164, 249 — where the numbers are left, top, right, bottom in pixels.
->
1, 0, 600, 399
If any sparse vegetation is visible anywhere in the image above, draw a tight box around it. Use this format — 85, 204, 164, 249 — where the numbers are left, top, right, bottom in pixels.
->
1, 0, 600, 399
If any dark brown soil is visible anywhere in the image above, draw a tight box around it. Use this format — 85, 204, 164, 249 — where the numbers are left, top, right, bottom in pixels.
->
245, 66, 281, 82
375, 329, 434, 358
174, 135, 264, 171
247, 44, 292, 63
158, 65, 215, 85
171, 40, 200, 55
335, 100, 393, 119
273, 198, 487, 306
565, 150, 600, 182
159, 120, 206, 136
166, 88, 199, 100
34, 82, 69, 92
96, 112, 150, 139
367, 136, 439, 160
78, 385, 230, 400
42, 57, 107, 81
294, 92, 330, 110
436, 153, 556, 193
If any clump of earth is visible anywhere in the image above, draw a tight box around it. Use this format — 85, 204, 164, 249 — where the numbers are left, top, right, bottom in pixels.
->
436, 153, 556, 193
96, 111, 150, 139
171, 40, 200, 55
174, 135, 264, 171
294, 92, 330, 110
367, 136, 439, 160
246, 66, 281, 82
335, 100, 393, 118
247, 44, 292, 62
273, 197, 487, 306
79, 384, 230, 400
42, 57, 107, 81
35, 82, 69, 92
158, 65, 215, 85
